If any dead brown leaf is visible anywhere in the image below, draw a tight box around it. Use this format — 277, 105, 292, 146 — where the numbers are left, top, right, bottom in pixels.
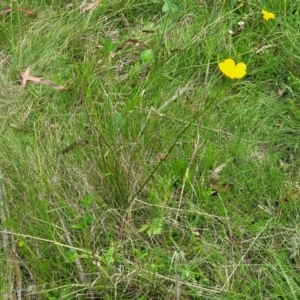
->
21, 66, 39, 87
80, 0, 100, 14
226, 231, 242, 249
209, 160, 230, 182
10, 124, 30, 132
61, 140, 89, 154
290, 57, 294, 72
116, 39, 147, 51
283, 189, 300, 202
17, 7, 37, 18
155, 153, 171, 161
0, 7, 12, 15
141, 29, 155, 33
0, 7, 36, 17
65, 3, 74, 9
210, 183, 231, 195
20, 66, 66, 90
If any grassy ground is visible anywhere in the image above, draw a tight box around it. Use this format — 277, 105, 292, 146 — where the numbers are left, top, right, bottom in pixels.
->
1, 0, 300, 299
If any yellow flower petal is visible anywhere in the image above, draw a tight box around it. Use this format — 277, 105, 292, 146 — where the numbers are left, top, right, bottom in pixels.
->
218, 58, 247, 79
233, 63, 247, 79
262, 9, 275, 21
218, 58, 235, 79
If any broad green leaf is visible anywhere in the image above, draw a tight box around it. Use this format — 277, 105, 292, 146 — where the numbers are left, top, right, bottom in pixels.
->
139, 218, 164, 236
103, 37, 117, 56
141, 49, 153, 63
139, 224, 150, 233
147, 217, 163, 235
162, 0, 180, 13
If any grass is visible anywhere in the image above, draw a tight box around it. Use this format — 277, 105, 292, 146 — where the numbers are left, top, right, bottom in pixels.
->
1, 0, 300, 299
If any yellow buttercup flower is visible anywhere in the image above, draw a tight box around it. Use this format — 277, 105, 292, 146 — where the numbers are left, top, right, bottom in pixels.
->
262, 9, 275, 21
218, 58, 247, 79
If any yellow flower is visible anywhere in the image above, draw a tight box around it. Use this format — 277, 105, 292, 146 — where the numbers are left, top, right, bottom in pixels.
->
262, 9, 275, 21
218, 58, 247, 79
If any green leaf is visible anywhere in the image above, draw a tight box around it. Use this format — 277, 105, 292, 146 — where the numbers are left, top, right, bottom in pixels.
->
83, 213, 94, 226
162, 0, 180, 13
139, 218, 164, 236
140, 49, 153, 63
139, 224, 150, 233
104, 241, 115, 263
65, 250, 76, 263
162, 1, 169, 12
82, 195, 92, 207
71, 224, 84, 230
72, 213, 94, 230
103, 37, 117, 56
147, 217, 163, 235
113, 112, 126, 128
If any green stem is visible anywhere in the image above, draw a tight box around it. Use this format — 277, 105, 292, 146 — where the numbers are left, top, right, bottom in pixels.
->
126, 81, 235, 208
